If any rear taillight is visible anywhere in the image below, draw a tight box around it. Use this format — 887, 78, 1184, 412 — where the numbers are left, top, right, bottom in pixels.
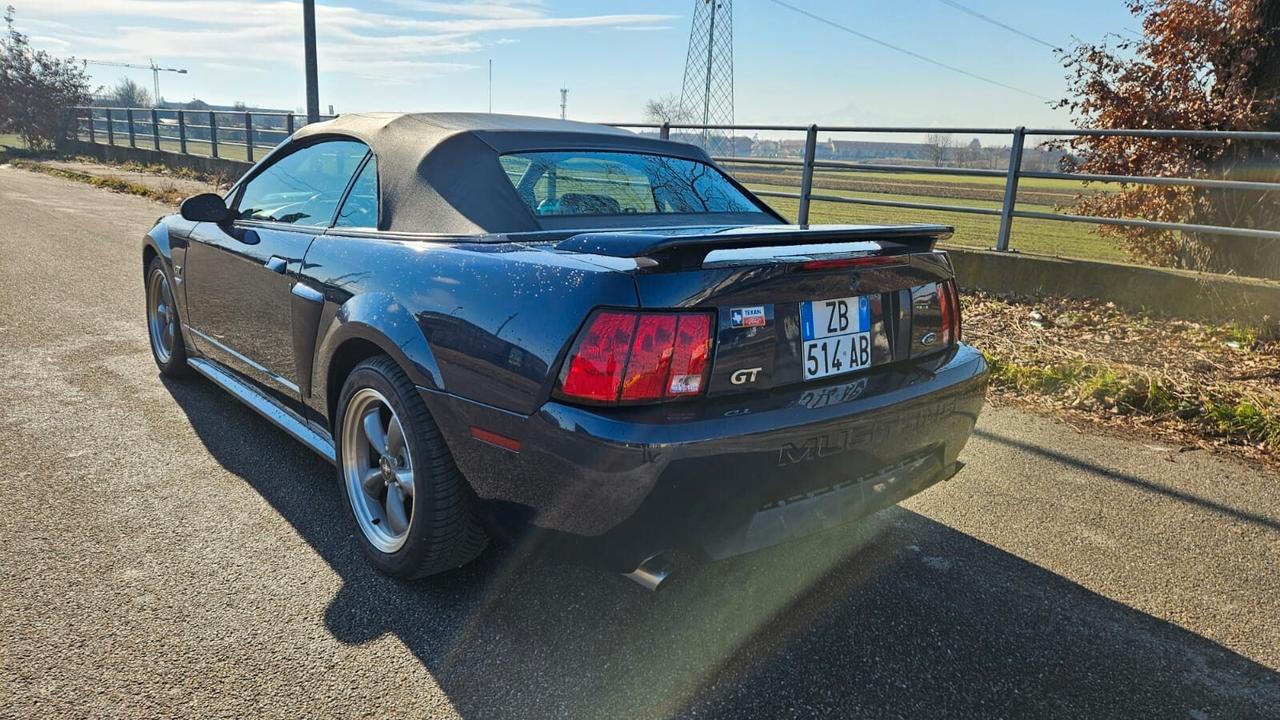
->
937, 280, 961, 345
558, 310, 714, 405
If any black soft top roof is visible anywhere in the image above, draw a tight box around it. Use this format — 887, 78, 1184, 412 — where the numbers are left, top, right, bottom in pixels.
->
288, 112, 719, 235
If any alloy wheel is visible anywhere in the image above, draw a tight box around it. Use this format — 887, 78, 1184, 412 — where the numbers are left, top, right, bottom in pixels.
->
147, 267, 176, 364
341, 388, 416, 553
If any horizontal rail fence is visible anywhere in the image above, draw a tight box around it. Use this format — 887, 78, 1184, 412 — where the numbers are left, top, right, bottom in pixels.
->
73, 107, 335, 165
70, 109, 1280, 254
609, 122, 1280, 253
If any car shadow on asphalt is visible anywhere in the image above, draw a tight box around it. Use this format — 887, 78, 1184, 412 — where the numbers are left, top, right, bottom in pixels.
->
162, 376, 1280, 719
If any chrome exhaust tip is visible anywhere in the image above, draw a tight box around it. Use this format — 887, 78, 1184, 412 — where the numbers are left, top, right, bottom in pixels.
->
623, 554, 672, 591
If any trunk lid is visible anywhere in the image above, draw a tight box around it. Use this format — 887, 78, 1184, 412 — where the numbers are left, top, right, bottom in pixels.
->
555, 224, 958, 397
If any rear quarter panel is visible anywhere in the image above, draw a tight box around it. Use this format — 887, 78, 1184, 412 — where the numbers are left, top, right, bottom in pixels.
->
300, 234, 639, 420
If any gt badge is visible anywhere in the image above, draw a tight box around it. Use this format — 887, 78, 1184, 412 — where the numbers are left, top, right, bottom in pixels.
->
730, 367, 763, 385
730, 306, 766, 328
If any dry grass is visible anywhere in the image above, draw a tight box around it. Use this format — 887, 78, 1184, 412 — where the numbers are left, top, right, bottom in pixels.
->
966, 290, 1280, 461
8, 159, 187, 206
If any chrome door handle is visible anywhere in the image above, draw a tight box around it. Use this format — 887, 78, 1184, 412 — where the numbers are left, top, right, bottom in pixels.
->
264, 256, 287, 274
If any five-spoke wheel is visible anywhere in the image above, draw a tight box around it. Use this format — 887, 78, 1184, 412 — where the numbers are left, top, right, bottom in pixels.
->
335, 356, 488, 578
341, 387, 416, 553
145, 257, 189, 376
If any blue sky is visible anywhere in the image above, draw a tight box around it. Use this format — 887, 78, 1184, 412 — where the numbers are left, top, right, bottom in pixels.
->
15, 1, 1137, 127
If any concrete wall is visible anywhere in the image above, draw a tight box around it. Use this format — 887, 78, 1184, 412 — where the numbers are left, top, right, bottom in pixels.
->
71, 140, 251, 178
950, 248, 1280, 333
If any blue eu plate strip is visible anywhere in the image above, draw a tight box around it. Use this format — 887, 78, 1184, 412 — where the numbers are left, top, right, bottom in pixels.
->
801, 301, 814, 341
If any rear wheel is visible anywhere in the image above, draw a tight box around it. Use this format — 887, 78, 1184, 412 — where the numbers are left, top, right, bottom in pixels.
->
336, 355, 488, 578
145, 257, 191, 377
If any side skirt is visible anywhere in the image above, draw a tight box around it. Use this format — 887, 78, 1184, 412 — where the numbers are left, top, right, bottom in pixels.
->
187, 357, 337, 465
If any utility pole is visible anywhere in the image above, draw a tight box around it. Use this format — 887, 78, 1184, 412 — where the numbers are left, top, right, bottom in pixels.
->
303, 0, 320, 122
559, 87, 568, 120
488, 59, 493, 113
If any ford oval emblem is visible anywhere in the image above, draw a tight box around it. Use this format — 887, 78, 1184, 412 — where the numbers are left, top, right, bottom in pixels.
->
920, 331, 938, 346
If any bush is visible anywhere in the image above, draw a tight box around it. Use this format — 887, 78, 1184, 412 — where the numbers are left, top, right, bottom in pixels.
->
0, 6, 92, 150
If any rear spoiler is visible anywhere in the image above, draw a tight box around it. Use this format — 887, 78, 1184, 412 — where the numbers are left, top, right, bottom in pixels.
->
553, 224, 954, 268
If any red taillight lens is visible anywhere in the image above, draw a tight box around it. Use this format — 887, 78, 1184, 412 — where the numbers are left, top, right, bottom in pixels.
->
937, 280, 961, 345
559, 312, 637, 403
667, 314, 711, 397
559, 310, 714, 404
620, 315, 676, 401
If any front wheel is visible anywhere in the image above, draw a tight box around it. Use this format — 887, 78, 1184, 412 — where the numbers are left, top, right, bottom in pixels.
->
145, 257, 191, 377
336, 355, 488, 578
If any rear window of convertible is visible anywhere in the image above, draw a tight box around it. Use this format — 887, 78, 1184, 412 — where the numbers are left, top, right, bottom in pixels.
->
499, 151, 767, 217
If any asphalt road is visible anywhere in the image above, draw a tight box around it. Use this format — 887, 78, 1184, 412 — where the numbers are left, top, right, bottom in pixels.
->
1, 166, 1278, 719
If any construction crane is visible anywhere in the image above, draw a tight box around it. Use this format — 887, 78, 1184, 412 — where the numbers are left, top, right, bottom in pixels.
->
83, 59, 188, 105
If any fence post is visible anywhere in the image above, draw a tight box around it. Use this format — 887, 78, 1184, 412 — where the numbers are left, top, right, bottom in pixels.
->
995, 126, 1026, 252
87, 109, 96, 144
286, 113, 295, 136
660, 122, 670, 141
126, 108, 136, 148
209, 112, 219, 158
178, 111, 187, 154
105, 108, 114, 146
151, 108, 161, 151
244, 112, 254, 163
797, 124, 819, 226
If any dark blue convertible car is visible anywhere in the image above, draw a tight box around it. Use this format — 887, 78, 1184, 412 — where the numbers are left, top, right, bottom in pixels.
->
143, 113, 987, 588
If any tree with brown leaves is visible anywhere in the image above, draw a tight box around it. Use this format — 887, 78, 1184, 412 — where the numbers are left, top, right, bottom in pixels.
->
1056, 0, 1280, 278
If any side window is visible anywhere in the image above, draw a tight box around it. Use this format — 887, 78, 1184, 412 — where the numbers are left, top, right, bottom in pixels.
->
334, 154, 378, 229
235, 139, 368, 226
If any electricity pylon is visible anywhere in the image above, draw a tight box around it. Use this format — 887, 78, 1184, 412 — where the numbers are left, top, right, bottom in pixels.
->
678, 0, 734, 156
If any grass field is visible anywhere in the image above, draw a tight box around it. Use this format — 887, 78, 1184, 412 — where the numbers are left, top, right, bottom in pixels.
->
71, 133, 1133, 264
733, 167, 1130, 262
0, 134, 24, 150
87, 134, 259, 163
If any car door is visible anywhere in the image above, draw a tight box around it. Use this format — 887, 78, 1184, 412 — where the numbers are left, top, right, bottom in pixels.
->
184, 138, 370, 408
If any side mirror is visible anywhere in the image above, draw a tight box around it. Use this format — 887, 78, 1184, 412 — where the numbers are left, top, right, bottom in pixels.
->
180, 193, 229, 223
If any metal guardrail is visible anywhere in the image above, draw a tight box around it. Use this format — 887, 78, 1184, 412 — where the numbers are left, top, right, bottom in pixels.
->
70, 108, 1280, 252
609, 122, 1280, 251
72, 106, 335, 165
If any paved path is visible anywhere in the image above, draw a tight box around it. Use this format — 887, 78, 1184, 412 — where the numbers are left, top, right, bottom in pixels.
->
1, 166, 1277, 719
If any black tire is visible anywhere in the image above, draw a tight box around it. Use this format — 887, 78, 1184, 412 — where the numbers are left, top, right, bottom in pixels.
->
335, 355, 488, 578
145, 256, 192, 377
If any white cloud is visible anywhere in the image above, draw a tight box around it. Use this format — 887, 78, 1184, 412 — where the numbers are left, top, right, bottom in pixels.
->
28, 35, 71, 50
14, 0, 676, 79
381, 1, 546, 20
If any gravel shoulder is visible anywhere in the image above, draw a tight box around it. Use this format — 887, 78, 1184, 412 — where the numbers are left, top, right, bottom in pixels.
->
1, 166, 1277, 719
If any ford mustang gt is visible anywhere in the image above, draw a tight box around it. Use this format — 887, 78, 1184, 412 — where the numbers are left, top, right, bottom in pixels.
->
143, 112, 987, 588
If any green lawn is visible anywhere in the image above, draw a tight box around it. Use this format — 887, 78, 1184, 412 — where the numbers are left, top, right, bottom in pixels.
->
82, 133, 261, 163
0, 134, 24, 150
720, 161, 1096, 192
743, 180, 1130, 263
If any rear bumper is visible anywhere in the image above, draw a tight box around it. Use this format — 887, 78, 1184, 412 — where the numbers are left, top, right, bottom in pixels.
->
423, 344, 988, 570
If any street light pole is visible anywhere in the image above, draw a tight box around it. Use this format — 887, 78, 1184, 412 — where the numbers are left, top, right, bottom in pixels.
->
303, 0, 320, 123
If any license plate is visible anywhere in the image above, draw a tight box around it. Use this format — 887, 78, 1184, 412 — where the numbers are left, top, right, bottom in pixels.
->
800, 295, 872, 381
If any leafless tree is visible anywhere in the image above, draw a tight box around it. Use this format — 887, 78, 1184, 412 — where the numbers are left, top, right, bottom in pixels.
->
108, 77, 150, 108
923, 132, 953, 167
643, 94, 688, 125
